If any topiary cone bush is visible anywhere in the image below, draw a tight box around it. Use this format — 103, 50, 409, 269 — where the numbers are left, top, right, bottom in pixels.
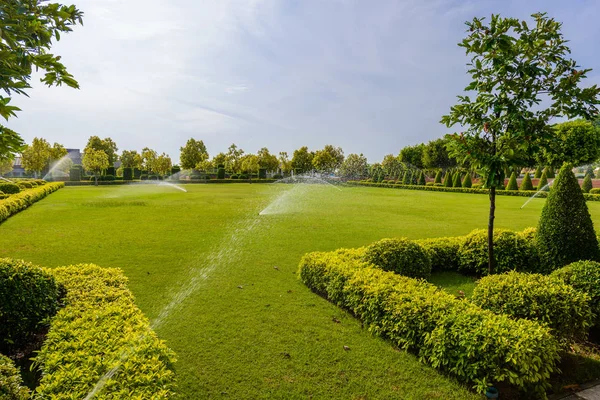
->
362, 238, 432, 279
520, 172, 534, 191
506, 172, 518, 191
452, 173, 462, 187
537, 170, 549, 191
462, 173, 472, 188
402, 171, 410, 185
443, 172, 453, 187
434, 170, 442, 184
534, 166, 542, 179
582, 173, 593, 193
536, 163, 600, 272
418, 171, 426, 186
547, 167, 555, 178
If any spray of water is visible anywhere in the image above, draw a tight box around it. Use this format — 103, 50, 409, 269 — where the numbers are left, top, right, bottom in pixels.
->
520, 180, 554, 209
43, 155, 73, 181
0, 176, 14, 183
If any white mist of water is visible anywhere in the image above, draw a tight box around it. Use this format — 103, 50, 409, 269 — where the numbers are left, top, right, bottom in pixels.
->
43, 155, 73, 181
520, 180, 554, 209
0, 176, 14, 183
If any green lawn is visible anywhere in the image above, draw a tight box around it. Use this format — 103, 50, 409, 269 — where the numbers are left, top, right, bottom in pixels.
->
3, 184, 599, 399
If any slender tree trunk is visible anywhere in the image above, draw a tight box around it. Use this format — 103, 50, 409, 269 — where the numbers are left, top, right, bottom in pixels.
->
488, 186, 496, 275
95, 173, 99, 186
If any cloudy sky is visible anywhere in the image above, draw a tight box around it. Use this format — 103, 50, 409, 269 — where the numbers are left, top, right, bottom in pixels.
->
7, 0, 600, 163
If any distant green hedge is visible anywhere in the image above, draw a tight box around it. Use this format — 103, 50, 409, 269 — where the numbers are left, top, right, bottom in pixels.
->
0, 354, 30, 399
298, 251, 560, 394
34, 264, 177, 398
0, 182, 64, 224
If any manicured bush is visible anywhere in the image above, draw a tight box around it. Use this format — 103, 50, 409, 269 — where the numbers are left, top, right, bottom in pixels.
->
582, 173, 593, 193
273, 174, 283, 179
133, 168, 142, 179
458, 229, 539, 275
0, 182, 20, 194
537, 170, 549, 191
0, 182, 63, 224
418, 171, 426, 186
140, 174, 149, 181
537, 164, 600, 271
123, 167, 133, 181
217, 167, 225, 179
552, 261, 600, 326
401, 171, 410, 185
443, 172, 452, 187
546, 167, 555, 178
362, 238, 431, 279
239, 173, 248, 179
462, 173, 472, 188
230, 174, 239, 179
434, 170, 442, 184
415, 236, 462, 271
0, 258, 63, 352
472, 271, 593, 342
35, 179, 46, 186
534, 166, 542, 178
520, 172, 534, 191
33, 264, 177, 398
69, 167, 81, 181
106, 166, 115, 176
17, 181, 33, 189
0, 354, 30, 399
591, 188, 600, 194
259, 168, 267, 179
506, 172, 518, 190
452, 172, 461, 187
298, 252, 560, 394
100, 174, 115, 181
171, 165, 181, 175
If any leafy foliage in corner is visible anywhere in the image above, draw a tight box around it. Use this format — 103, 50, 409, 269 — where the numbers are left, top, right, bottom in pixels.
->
0, 354, 30, 399
33, 264, 177, 398
362, 238, 432, 279
472, 271, 593, 342
0, 182, 63, 224
552, 261, 600, 327
0, 258, 63, 352
537, 164, 600, 271
521, 172, 534, 191
543, 120, 600, 168
298, 251, 560, 394
458, 229, 539, 275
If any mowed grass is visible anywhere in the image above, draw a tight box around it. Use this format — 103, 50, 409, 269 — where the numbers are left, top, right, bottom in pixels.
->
4, 184, 600, 399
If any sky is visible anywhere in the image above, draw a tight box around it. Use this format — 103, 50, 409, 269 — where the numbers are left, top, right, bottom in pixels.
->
6, 0, 600, 164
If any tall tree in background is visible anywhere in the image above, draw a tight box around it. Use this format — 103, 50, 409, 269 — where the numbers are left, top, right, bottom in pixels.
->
339, 153, 368, 180
85, 136, 118, 165
422, 138, 457, 171
257, 147, 279, 172
120, 150, 143, 169
0, 1, 83, 161
180, 138, 208, 170
141, 147, 158, 174
155, 153, 172, 176
398, 144, 425, 169
441, 13, 600, 274
225, 144, 244, 173
82, 148, 109, 186
381, 154, 403, 179
21, 138, 51, 177
291, 146, 314, 173
241, 154, 260, 182
278, 152, 292, 175
212, 152, 227, 168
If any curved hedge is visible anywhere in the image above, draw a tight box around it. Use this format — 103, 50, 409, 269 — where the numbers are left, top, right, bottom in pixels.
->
0, 182, 20, 194
0, 182, 63, 224
552, 260, 600, 327
298, 251, 560, 394
472, 271, 593, 342
0, 354, 30, 399
33, 264, 177, 398
0, 259, 63, 352
415, 236, 463, 272
362, 238, 431, 279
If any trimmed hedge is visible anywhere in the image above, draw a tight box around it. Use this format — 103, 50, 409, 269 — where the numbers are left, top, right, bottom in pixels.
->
362, 238, 431, 279
415, 236, 462, 272
33, 264, 177, 398
123, 167, 133, 181
0, 259, 63, 352
472, 271, 593, 342
552, 261, 600, 327
298, 251, 560, 394
458, 229, 540, 275
0, 354, 30, 399
0, 182, 20, 194
0, 182, 64, 224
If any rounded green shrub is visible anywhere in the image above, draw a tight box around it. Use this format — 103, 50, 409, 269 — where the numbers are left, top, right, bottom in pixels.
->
582, 174, 593, 193
0, 258, 63, 352
590, 188, 600, 195
402, 170, 410, 185
537, 163, 600, 271
434, 170, 442, 184
239, 173, 248, 179
458, 229, 539, 275
462, 173, 472, 188
520, 172, 534, 191
452, 173, 461, 187
472, 271, 593, 342
506, 172, 518, 190
552, 261, 600, 326
0, 183, 20, 194
443, 172, 453, 187
537, 170, 549, 191
418, 171, 426, 186
362, 238, 432, 279
0, 355, 30, 399
17, 181, 33, 189
534, 166, 542, 179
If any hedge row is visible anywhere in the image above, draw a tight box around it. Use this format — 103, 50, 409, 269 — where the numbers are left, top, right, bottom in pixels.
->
298, 251, 560, 394
0, 182, 64, 223
33, 264, 177, 398
0, 354, 30, 399
348, 181, 600, 202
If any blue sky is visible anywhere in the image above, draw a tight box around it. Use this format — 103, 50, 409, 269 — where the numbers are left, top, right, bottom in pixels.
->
7, 0, 600, 164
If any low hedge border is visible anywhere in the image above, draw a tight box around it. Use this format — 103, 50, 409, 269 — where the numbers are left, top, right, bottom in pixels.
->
63, 179, 278, 186
0, 182, 64, 224
33, 264, 176, 398
298, 251, 560, 394
0, 354, 30, 399
348, 181, 600, 202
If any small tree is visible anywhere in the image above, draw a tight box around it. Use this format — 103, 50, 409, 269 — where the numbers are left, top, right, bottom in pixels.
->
241, 154, 259, 183
462, 173, 472, 188
538, 170, 549, 191
82, 149, 109, 186
506, 172, 518, 191
155, 153, 172, 177
582, 174, 593, 193
537, 163, 600, 271
441, 13, 600, 274
520, 172, 534, 191
21, 138, 51, 177
180, 138, 208, 170
534, 166, 542, 179
443, 172, 453, 188
452, 172, 462, 187
434, 170, 442, 184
